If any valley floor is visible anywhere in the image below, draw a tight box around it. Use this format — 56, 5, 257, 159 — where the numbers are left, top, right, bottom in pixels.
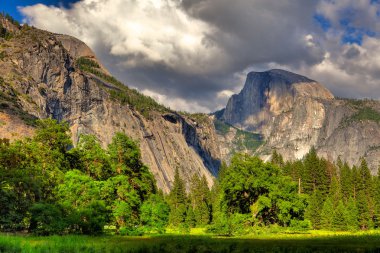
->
1, 230, 380, 253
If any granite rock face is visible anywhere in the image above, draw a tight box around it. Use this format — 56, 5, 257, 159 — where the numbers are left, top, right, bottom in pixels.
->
220, 69, 380, 173
0, 18, 222, 192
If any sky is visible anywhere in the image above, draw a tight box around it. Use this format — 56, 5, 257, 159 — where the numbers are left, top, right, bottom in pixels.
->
1, 0, 380, 113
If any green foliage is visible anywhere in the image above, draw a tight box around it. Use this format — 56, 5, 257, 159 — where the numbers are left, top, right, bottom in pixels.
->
234, 129, 263, 151
76, 57, 100, 69
332, 201, 346, 231
213, 119, 231, 135
344, 197, 359, 231
320, 197, 334, 230
305, 191, 323, 229
168, 169, 188, 227
140, 193, 170, 233
350, 107, 380, 123
216, 153, 307, 232
0, 119, 157, 235
76, 57, 168, 118
189, 174, 211, 227
29, 203, 66, 235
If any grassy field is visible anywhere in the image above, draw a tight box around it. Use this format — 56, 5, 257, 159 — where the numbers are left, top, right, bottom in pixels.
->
1, 230, 380, 253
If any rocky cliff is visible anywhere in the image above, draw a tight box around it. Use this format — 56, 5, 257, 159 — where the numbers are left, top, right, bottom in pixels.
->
0, 16, 222, 192
219, 69, 380, 173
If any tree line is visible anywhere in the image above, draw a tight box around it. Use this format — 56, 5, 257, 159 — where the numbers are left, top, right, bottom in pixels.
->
1, 119, 379, 235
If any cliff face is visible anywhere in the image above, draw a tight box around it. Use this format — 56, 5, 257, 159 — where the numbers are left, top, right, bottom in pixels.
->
0, 18, 221, 192
220, 69, 380, 173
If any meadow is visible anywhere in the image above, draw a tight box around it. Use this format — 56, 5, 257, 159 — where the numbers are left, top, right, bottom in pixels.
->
1, 230, 380, 253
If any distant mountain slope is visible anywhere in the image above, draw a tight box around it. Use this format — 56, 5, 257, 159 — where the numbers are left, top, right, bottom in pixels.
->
0, 15, 225, 192
217, 69, 380, 172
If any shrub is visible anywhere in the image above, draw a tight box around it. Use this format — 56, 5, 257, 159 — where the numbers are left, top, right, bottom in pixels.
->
29, 203, 66, 235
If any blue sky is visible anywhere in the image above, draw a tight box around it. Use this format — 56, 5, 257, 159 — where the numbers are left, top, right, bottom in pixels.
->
1, 1, 79, 22
2, 0, 380, 112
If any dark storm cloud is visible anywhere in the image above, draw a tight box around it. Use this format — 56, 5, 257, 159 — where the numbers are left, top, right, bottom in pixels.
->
20, 0, 380, 111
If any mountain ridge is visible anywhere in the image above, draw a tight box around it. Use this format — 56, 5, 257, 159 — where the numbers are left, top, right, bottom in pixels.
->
217, 69, 380, 172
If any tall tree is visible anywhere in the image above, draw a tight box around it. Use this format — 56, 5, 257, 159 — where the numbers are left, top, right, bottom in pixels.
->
189, 174, 211, 226
339, 161, 352, 202
332, 200, 346, 231
357, 190, 371, 230
168, 168, 188, 226
320, 196, 334, 230
344, 197, 359, 231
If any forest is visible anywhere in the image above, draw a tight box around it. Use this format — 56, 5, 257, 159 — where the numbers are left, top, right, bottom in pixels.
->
1, 119, 379, 238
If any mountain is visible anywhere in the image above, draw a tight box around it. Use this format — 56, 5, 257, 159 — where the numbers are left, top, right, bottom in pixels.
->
0, 16, 228, 192
218, 69, 380, 173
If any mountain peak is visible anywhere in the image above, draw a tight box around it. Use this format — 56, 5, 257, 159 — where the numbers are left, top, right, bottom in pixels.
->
246, 69, 315, 86
221, 69, 333, 131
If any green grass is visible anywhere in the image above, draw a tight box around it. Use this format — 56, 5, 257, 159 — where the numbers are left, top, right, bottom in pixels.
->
1, 231, 380, 252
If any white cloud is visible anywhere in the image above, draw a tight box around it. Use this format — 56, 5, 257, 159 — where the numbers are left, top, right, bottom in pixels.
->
20, 0, 380, 112
21, 0, 224, 75
141, 89, 210, 113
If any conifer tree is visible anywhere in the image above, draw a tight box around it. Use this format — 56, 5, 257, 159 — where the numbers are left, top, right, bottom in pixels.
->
189, 174, 211, 226
358, 158, 371, 193
168, 168, 188, 226
373, 171, 380, 228
305, 190, 323, 229
344, 197, 359, 231
329, 176, 342, 205
339, 162, 352, 202
351, 166, 360, 200
320, 197, 334, 230
332, 200, 346, 231
303, 147, 329, 195
357, 190, 371, 230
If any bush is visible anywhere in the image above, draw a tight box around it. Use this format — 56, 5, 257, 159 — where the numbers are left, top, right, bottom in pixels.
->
66, 201, 108, 235
29, 203, 66, 235
289, 219, 312, 231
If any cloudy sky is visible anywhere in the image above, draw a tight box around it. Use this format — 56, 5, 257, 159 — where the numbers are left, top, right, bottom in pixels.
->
2, 0, 380, 112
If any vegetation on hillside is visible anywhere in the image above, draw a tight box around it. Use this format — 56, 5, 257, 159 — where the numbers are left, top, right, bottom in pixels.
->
214, 119, 263, 152
340, 98, 380, 126
76, 57, 169, 118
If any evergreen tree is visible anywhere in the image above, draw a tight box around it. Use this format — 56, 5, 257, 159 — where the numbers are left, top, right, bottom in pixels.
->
329, 176, 342, 205
339, 161, 352, 202
305, 191, 323, 229
168, 168, 188, 226
357, 190, 371, 230
271, 150, 284, 169
320, 197, 334, 230
303, 147, 329, 195
344, 197, 359, 231
332, 200, 346, 231
358, 158, 371, 193
351, 166, 360, 200
373, 171, 380, 228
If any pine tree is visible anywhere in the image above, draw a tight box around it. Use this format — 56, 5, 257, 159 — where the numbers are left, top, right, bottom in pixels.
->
373, 171, 380, 228
332, 200, 346, 231
168, 168, 188, 226
358, 158, 371, 193
189, 174, 211, 226
305, 190, 323, 229
344, 197, 359, 231
351, 166, 360, 200
339, 161, 352, 202
303, 147, 329, 195
357, 190, 371, 230
329, 176, 342, 205
320, 196, 334, 230
271, 150, 284, 169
